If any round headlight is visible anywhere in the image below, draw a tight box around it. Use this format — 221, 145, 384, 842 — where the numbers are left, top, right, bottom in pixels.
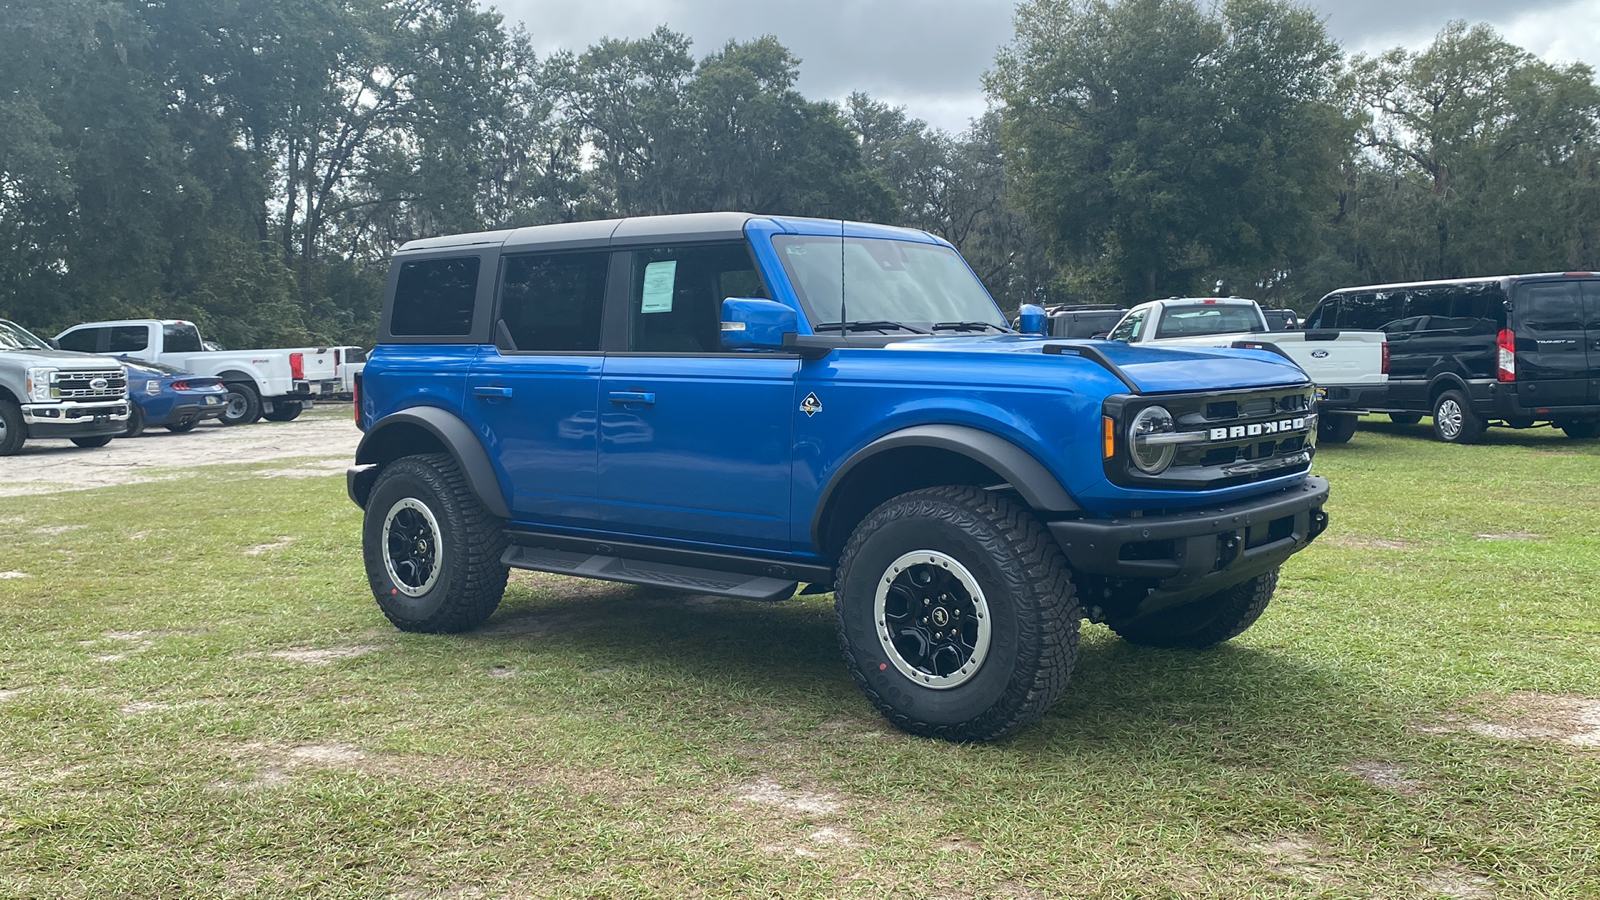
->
1129, 406, 1177, 474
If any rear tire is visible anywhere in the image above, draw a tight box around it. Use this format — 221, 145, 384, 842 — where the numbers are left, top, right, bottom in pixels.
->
1109, 569, 1279, 650
71, 435, 115, 448
1389, 413, 1423, 425
221, 382, 261, 425
1317, 412, 1358, 444
363, 454, 509, 633
124, 403, 146, 438
0, 399, 26, 456
166, 419, 199, 433
1559, 421, 1599, 440
262, 400, 303, 422
1432, 390, 1484, 444
834, 485, 1080, 742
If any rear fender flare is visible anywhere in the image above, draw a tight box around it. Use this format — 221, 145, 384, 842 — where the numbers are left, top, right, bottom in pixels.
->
353, 406, 510, 518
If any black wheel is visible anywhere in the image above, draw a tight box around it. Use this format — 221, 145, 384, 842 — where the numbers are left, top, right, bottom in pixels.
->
1431, 390, 1484, 444
1389, 413, 1423, 425
71, 435, 115, 448
221, 382, 262, 425
1316, 412, 1358, 444
1559, 421, 1599, 440
0, 399, 25, 456
834, 485, 1080, 742
166, 418, 199, 433
362, 453, 509, 633
1109, 569, 1279, 650
124, 403, 146, 437
262, 400, 303, 422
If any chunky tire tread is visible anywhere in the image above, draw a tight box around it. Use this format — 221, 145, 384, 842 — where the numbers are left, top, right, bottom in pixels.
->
835, 485, 1080, 743
1110, 569, 1278, 650
364, 453, 509, 634
1317, 413, 1358, 444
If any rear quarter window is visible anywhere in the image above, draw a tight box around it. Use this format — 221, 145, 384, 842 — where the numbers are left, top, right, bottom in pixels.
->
162, 323, 204, 353
391, 257, 481, 337
58, 327, 104, 353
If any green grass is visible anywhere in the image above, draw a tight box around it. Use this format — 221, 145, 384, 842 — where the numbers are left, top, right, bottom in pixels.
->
2, 418, 1598, 898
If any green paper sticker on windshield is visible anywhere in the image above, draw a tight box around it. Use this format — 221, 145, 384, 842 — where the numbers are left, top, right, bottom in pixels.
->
641, 260, 677, 314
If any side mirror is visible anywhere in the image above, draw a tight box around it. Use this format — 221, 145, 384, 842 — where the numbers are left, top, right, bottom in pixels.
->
1018, 303, 1047, 336
721, 297, 797, 352
47, 338, 60, 349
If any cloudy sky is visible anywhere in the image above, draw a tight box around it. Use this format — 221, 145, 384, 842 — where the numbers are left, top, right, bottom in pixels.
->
495, 0, 1600, 133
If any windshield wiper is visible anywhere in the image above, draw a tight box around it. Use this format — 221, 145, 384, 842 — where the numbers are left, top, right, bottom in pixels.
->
813, 320, 932, 335
932, 321, 1012, 333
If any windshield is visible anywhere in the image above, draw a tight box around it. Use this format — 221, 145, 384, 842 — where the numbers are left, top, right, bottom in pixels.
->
1153, 305, 1263, 338
0, 320, 52, 351
773, 235, 1005, 330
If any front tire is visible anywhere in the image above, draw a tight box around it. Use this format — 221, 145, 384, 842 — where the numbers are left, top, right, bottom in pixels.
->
262, 400, 303, 422
72, 435, 115, 448
221, 382, 262, 426
1432, 390, 1484, 444
834, 486, 1080, 742
1110, 569, 1279, 650
124, 403, 146, 438
1559, 421, 1598, 440
1317, 412, 1358, 444
166, 419, 199, 433
362, 454, 509, 633
0, 399, 25, 456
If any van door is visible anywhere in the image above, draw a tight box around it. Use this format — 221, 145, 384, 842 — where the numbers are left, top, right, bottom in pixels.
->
1584, 281, 1600, 404
1513, 280, 1589, 407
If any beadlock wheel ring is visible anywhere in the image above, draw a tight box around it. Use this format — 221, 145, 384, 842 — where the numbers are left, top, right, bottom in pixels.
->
382, 497, 443, 597
874, 550, 993, 690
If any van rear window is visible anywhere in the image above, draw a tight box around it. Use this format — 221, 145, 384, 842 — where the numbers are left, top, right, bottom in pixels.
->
392, 257, 481, 336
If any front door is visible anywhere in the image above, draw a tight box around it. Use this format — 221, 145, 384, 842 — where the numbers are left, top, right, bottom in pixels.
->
464, 249, 611, 526
595, 242, 798, 551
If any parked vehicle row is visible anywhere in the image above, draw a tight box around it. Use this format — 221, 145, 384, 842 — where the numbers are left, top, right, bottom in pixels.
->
0, 318, 129, 455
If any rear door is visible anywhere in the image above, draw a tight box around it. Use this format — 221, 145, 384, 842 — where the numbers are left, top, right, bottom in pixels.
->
1513, 280, 1589, 407
1585, 281, 1600, 404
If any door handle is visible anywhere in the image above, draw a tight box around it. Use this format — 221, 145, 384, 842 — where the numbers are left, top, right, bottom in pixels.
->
473, 386, 513, 399
607, 391, 656, 405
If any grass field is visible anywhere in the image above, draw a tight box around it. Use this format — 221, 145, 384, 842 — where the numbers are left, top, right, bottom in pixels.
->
2, 416, 1597, 899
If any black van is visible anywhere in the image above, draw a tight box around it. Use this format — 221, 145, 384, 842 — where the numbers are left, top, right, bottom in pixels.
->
1307, 274, 1600, 443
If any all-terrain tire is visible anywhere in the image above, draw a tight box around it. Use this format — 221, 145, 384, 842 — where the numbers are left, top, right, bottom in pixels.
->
1432, 390, 1484, 444
125, 403, 146, 437
834, 485, 1080, 742
363, 453, 509, 634
221, 382, 262, 425
1559, 421, 1599, 440
262, 400, 304, 422
1317, 412, 1359, 444
0, 399, 25, 456
1109, 569, 1279, 650
1389, 413, 1423, 425
71, 435, 115, 448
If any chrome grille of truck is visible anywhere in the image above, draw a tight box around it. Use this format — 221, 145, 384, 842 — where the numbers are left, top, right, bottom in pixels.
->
56, 368, 128, 399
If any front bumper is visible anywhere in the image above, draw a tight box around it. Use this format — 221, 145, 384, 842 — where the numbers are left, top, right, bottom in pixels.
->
22, 400, 129, 437
1049, 476, 1330, 609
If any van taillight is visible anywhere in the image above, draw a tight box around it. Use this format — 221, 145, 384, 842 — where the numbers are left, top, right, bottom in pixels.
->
290, 352, 305, 380
1497, 329, 1516, 382
1381, 341, 1390, 375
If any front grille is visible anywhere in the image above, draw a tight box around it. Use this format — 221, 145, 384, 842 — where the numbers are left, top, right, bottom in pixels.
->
56, 368, 128, 400
1108, 385, 1316, 489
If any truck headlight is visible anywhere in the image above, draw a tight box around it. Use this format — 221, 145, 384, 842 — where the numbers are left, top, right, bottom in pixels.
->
1129, 406, 1177, 474
25, 367, 59, 402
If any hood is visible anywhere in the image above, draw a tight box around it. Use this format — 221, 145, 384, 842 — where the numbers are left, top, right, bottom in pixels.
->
1, 348, 127, 370
881, 335, 1309, 393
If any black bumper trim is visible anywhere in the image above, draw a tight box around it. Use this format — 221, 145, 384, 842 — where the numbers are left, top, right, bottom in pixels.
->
1317, 384, 1388, 411
1049, 476, 1330, 604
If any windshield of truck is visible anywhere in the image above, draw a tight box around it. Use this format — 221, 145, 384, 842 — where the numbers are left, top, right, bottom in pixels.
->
0, 320, 51, 351
163, 322, 204, 353
1153, 305, 1263, 338
773, 235, 1006, 331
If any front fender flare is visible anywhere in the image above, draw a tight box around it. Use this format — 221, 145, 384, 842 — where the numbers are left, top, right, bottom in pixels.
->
812, 424, 1079, 549
352, 406, 510, 519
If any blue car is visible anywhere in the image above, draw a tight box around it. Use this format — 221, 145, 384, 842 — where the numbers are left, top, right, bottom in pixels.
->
118, 358, 229, 436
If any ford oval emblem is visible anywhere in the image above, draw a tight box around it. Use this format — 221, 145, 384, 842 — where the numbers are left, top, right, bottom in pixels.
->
90, 377, 109, 390
1310, 350, 1329, 359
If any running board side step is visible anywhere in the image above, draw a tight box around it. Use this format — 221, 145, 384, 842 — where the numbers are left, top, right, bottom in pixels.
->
501, 545, 799, 603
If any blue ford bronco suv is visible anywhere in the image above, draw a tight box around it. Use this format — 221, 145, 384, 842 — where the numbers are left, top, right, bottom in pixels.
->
349, 213, 1330, 741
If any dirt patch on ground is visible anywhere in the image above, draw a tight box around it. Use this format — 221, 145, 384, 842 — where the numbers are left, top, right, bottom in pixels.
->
1347, 761, 1421, 793
1325, 535, 1426, 551
0, 413, 360, 497
244, 537, 295, 556
1421, 867, 1497, 899
0, 572, 30, 580
1472, 532, 1545, 542
737, 777, 843, 816
0, 688, 33, 703
257, 645, 380, 665
1420, 692, 1600, 748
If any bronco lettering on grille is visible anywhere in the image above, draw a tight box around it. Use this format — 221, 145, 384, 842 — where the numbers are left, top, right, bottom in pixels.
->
1209, 417, 1308, 441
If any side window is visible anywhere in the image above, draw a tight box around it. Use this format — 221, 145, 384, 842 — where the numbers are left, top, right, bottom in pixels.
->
1406, 286, 1452, 330
628, 243, 766, 353
1517, 281, 1585, 333
58, 327, 104, 353
162, 322, 204, 353
496, 251, 609, 352
391, 257, 481, 337
1341, 291, 1403, 330
108, 325, 149, 352
1304, 298, 1337, 330
1107, 309, 1146, 342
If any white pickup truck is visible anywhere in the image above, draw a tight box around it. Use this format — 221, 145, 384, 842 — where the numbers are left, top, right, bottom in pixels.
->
1105, 298, 1388, 443
54, 319, 339, 426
